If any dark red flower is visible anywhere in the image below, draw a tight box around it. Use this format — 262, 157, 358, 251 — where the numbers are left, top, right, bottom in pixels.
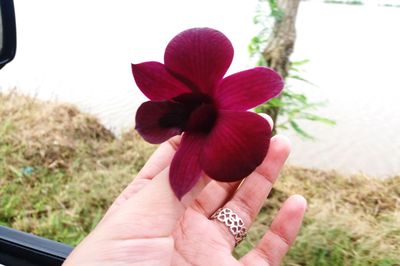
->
132, 28, 284, 199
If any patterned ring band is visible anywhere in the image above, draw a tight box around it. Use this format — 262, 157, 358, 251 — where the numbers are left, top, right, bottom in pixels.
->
211, 208, 248, 247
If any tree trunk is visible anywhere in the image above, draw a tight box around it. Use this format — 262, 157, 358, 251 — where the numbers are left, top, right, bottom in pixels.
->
263, 0, 301, 127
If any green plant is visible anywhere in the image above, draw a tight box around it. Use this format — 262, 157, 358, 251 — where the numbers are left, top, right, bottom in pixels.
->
250, 0, 335, 138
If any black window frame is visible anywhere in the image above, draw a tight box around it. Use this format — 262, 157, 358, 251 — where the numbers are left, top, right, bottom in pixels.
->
0, 226, 73, 266
0, 0, 17, 69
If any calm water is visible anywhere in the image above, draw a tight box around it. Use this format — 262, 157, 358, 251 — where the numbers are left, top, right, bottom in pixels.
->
287, 2, 400, 177
1, 1, 399, 177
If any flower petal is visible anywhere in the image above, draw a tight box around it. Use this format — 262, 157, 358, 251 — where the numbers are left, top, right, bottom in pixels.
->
200, 111, 271, 182
135, 101, 186, 144
131, 62, 191, 101
170, 133, 206, 199
164, 28, 234, 94
215, 67, 284, 111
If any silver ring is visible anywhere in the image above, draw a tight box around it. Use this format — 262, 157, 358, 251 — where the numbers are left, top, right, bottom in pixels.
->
211, 208, 248, 247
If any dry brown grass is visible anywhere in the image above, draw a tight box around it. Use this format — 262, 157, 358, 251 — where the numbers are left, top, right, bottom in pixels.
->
0, 91, 114, 168
278, 166, 400, 223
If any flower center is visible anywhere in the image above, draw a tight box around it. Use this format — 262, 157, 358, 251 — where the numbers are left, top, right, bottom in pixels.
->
173, 93, 217, 133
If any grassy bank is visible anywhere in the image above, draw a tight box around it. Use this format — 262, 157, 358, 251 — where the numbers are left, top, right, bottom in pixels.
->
1, 92, 399, 265
236, 167, 400, 265
0, 92, 155, 245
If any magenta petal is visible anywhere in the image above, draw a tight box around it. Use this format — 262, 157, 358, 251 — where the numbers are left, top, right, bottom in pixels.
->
135, 101, 184, 144
200, 111, 271, 182
170, 133, 205, 200
164, 28, 234, 94
215, 67, 284, 111
131, 62, 191, 101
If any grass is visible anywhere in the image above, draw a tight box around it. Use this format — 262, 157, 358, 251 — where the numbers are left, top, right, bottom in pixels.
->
235, 167, 400, 265
1, 91, 399, 265
0, 91, 155, 245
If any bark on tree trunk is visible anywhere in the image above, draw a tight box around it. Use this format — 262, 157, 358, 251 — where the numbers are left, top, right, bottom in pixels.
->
263, 0, 301, 127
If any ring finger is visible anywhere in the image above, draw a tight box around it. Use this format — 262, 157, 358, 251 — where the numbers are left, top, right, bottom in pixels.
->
209, 135, 291, 249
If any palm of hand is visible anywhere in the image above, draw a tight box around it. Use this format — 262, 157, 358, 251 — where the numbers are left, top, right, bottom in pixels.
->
172, 207, 241, 265
64, 136, 306, 266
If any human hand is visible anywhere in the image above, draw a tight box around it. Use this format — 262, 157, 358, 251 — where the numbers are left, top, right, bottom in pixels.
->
64, 122, 306, 266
